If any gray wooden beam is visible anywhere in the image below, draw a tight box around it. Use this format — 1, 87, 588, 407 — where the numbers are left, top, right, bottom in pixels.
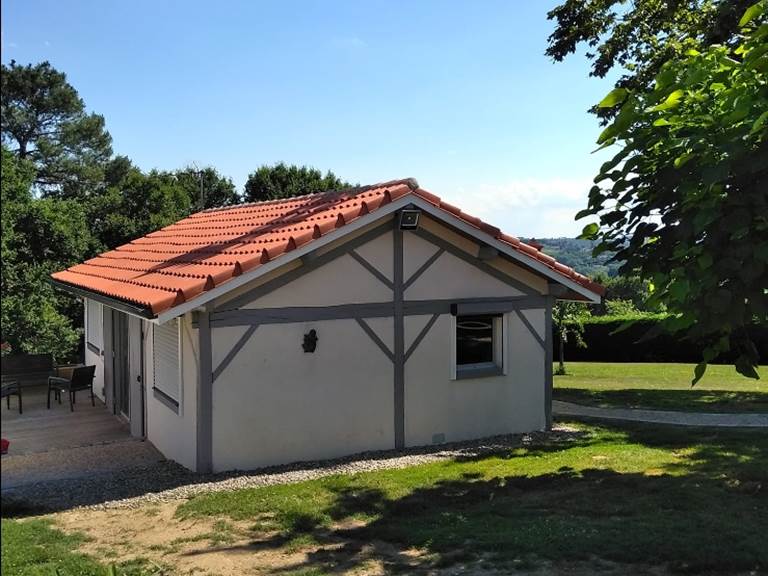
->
206, 296, 546, 328
514, 309, 545, 350
402, 248, 444, 291
196, 309, 213, 473
212, 325, 259, 382
412, 228, 539, 297
545, 296, 554, 431
393, 225, 405, 450
349, 250, 394, 290
404, 313, 440, 363
355, 318, 394, 362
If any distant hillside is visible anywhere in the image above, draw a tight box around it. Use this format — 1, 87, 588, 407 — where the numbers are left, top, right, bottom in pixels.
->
523, 237, 622, 278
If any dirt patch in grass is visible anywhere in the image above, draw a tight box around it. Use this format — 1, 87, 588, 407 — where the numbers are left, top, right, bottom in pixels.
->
49, 502, 688, 576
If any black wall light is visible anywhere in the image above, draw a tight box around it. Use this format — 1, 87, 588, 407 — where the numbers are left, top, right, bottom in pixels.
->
302, 329, 318, 353
399, 209, 420, 230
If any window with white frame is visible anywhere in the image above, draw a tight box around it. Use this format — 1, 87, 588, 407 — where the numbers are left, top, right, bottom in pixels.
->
86, 300, 103, 352
453, 314, 504, 379
153, 319, 181, 407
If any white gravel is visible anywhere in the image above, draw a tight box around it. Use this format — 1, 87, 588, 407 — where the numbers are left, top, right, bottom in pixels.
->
2, 425, 584, 514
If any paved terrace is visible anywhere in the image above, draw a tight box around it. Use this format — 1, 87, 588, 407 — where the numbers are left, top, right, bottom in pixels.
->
1, 386, 163, 490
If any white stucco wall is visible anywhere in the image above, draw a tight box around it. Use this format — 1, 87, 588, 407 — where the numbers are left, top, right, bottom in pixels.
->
200, 217, 550, 471
211, 319, 394, 471
404, 310, 546, 447
145, 314, 198, 471
244, 231, 394, 309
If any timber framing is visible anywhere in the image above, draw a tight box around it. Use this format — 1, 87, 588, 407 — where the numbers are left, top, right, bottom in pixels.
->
215, 221, 394, 312
196, 308, 213, 473
204, 296, 546, 328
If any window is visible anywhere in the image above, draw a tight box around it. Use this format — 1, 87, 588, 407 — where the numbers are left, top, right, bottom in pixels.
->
153, 319, 180, 408
453, 314, 504, 379
86, 300, 103, 352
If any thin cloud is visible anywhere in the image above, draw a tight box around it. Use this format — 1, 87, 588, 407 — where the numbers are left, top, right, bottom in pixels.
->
445, 178, 593, 238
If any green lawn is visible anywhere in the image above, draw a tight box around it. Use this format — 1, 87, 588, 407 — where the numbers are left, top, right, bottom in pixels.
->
4, 421, 767, 574
0, 518, 160, 576
554, 362, 767, 412
175, 421, 768, 574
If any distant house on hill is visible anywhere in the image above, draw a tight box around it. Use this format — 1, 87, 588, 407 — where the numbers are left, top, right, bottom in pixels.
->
52, 178, 603, 473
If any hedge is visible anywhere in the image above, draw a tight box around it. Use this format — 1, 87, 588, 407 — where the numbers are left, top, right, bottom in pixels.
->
557, 317, 767, 364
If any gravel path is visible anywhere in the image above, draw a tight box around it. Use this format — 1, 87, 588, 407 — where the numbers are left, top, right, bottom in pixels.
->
2, 426, 583, 514
553, 400, 768, 427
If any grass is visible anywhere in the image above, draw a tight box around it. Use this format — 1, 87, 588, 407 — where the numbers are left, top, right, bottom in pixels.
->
0, 518, 163, 576
176, 421, 768, 574
554, 362, 767, 412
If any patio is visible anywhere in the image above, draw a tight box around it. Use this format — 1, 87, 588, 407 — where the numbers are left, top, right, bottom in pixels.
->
1, 385, 131, 455
1, 385, 164, 492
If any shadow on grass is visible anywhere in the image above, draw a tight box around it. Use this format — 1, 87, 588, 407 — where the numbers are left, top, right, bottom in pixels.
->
554, 387, 768, 413
178, 424, 768, 574
0, 430, 580, 518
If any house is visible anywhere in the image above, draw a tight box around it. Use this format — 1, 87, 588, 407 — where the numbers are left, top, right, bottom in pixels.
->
51, 179, 604, 473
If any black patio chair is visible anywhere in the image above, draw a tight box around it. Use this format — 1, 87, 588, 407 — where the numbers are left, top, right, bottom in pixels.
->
1, 380, 22, 414
47, 365, 96, 412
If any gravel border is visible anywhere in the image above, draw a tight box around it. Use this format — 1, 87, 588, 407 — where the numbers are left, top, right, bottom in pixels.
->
1, 425, 585, 515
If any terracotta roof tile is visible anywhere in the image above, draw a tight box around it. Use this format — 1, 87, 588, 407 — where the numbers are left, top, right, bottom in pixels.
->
51, 178, 604, 315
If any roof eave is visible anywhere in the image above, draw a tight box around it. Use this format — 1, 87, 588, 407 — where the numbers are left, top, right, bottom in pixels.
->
49, 278, 157, 319
407, 197, 603, 304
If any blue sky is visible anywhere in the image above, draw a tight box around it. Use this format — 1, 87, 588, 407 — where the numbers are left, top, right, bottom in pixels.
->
2, 0, 616, 238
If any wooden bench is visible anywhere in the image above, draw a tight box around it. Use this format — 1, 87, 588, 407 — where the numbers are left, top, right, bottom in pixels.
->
1, 353, 56, 387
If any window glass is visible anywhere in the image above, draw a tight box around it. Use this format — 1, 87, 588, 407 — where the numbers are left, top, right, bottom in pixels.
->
456, 315, 496, 366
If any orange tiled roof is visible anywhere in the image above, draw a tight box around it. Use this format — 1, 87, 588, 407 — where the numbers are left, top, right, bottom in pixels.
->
51, 178, 604, 315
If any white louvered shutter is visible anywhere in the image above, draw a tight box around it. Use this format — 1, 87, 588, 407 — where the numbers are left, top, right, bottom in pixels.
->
153, 319, 180, 403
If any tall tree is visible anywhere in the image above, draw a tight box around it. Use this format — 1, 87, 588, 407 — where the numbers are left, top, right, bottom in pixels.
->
1, 60, 112, 198
175, 166, 241, 209
244, 162, 348, 203
552, 2, 767, 380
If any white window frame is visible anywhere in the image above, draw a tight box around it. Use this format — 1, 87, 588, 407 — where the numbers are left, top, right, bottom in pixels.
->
450, 313, 508, 380
152, 318, 182, 413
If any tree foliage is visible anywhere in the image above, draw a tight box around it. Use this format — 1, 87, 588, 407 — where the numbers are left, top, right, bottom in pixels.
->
546, 0, 753, 120
1, 148, 84, 360
1, 61, 113, 197
575, 4, 768, 381
244, 162, 348, 203
174, 166, 241, 209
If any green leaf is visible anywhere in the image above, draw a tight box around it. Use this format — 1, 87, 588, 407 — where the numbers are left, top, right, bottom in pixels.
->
739, 2, 764, 27
653, 118, 672, 126
751, 110, 768, 134
575, 208, 593, 220
579, 222, 599, 239
596, 123, 618, 145
674, 152, 694, 168
650, 89, 684, 112
685, 48, 701, 56
591, 137, 617, 153
598, 88, 628, 108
